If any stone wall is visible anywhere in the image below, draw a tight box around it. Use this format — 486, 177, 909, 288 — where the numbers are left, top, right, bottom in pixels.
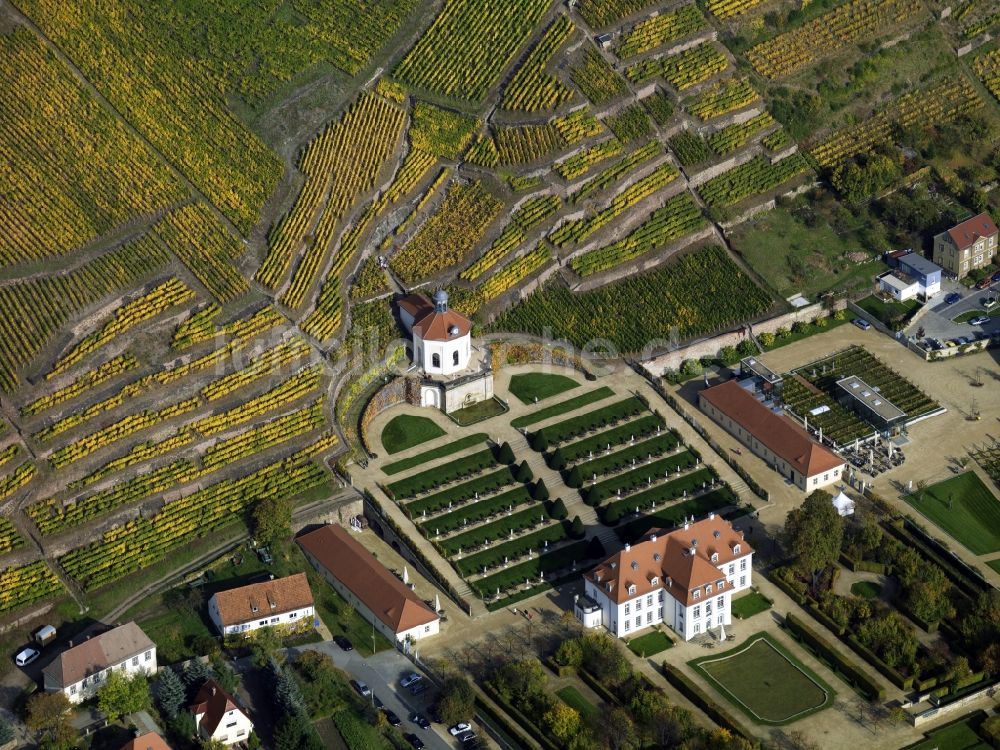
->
641, 301, 843, 375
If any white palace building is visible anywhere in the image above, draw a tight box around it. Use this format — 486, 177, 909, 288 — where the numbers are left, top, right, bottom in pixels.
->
575, 514, 754, 641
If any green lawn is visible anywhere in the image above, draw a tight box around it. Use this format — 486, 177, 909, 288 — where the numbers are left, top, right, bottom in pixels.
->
953, 309, 986, 324
511, 386, 614, 428
449, 397, 509, 426
626, 629, 674, 657
728, 205, 882, 298
904, 472, 1000, 555
904, 712, 990, 750
855, 295, 919, 327
508, 373, 579, 404
556, 685, 599, 719
761, 317, 849, 351
850, 580, 882, 599
380, 414, 445, 454
382, 433, 488, 475
691, 632, 835, 725
731, 590, 773, 619
988, 559, 1000, 575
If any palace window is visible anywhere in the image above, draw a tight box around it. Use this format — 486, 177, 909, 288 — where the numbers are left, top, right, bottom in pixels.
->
453, 350, 459, 366
432, 353, 441, 368
624, 604, 630, 615
740, 559, 747, 571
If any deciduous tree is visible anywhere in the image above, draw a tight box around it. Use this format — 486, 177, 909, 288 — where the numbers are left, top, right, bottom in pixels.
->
438, 676, 475, 726
252, 494, 292, 546
26, 692, 74, 750
784, 490, 843, 587
97, 670, 152, 722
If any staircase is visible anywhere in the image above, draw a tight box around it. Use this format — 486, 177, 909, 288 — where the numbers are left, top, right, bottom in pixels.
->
727, 477, 751, 502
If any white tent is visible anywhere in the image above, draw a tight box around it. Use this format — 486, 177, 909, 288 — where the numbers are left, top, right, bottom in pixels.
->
832, 491, 855, 517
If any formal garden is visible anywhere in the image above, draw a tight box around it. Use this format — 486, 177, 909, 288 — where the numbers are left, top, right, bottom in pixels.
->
903, 472, 1000, 556
690, 632, 835, 725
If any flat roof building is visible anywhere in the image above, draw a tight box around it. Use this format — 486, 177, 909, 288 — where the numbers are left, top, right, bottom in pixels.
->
835, 375, 906, 432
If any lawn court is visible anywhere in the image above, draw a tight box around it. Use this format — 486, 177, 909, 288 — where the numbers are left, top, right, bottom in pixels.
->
508, 372, 579, 404
626, 629, 673, 657
691, 632, 834, 725
380, 414, 445, 454
903, 472, 1000, 555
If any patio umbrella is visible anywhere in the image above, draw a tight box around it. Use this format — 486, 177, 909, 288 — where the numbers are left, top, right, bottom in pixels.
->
434, 594, 441, 613
402, 566, 409, 585
718, 623, 726, 641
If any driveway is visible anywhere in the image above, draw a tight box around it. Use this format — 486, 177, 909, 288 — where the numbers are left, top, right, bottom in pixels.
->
293, 641, 462, 750
906, 280, 1000, 344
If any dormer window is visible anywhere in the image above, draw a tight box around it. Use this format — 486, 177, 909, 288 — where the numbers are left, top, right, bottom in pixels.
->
733, 543, 741, 555
710, 552, 718, 563
628, 585, 636, 595
693, 589, 701, 600
706, 584, 713, 594
650, 576, 658, 586
718, 579, 725, 589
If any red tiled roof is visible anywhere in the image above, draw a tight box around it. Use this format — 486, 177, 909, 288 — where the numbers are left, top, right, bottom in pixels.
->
42, 622, 154, 688
700, 380, 844, 478
586, 514, 753, 606
412, 310, 471, 341
210, 573, 313, 627
946, 212, 998, 250
397, 294, 434, 320
119, 732, 173, 750
190, 679, 246, 736
297, 524, 438, 634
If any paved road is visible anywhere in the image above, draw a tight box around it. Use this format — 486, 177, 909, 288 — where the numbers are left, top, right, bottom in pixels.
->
293, 641, 464, 750
907, 280, 1000, 343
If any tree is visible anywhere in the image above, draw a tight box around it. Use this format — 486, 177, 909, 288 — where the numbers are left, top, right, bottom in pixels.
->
438, 676, 475, 726
156, 667, 187, 718
547, 447, 566, 471
201, 739, 227, 750
496, 441, 515, 465
601, 707, 638, 750
529, 431, 548, 452
532, 478, 549, 502
211, 658, 240, 695
490, 659, 547, 706
570, 515, 584, 538
515, 460, 534, 483
856, 612, 919, 669
0, 718, 15, 745
97, 670, 152, 722
252, 494, 292, 546
585, 536, 605, 559
581, 633, 629, 686
250, 626, 283, 668
548, 498, 568, 520
272, 661, 306, 717
543, 702, 581, 743
564, 464, 583, 488
553, 638, 583, 669
184, 659, 212, 692
26, 692, 74, 750
784, 490, 843, 587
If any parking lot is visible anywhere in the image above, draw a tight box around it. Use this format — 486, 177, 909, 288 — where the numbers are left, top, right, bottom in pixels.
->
905, 278, 1000, 346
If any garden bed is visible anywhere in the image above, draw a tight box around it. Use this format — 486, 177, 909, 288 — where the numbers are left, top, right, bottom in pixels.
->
510, 386, 614, 429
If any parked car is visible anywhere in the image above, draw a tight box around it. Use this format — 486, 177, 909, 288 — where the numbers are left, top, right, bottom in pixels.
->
969, 315, 990, 326
352, 680, 371, 697
381, 709, 402, 727
449, 723, 473, 737
333, 635, 353, 651
373, 694, 384, 709
404, 733, 425, 749
409, 712, 430, 730
975, 277, 993, 290
458, 730, 477, 744
15, 647, 39, 667
400, 672, 422, 688
408, 682, 429, 696
945, 292, 962, 304
852, 318, 871, 331
993, 270, 1000, 282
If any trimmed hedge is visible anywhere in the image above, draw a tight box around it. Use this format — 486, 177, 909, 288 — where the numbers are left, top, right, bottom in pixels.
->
482, 683, 559, 750
661, 663, 755, 743
532, 397, 648, 446
474, 690, 546, 750
555, 414, 669, 465
418, 486, 534, 535
577, 667, 620, 707
386, 449, 499, 499
845, 635, 913, 690
511, 386, 615, 429
839, 553, 890, 575
785, 613, 886, 701
404, 467, 517, 516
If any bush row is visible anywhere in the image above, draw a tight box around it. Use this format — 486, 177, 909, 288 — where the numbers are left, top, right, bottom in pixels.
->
386, 448, 499, 499
660, 663, 756, 743
785, 613, 885, 701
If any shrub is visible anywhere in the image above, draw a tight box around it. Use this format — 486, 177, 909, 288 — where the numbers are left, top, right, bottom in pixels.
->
564, 464, 583, 488
758, 332, 776, 347
529, 430, 549, 452
570, 515, 584, 537
496, 441, 516, 465
532, 479, 550, 502
679, 358, 703, 377
717, 345, 739, 365
516, 460, 534, 483
586, 536, 606, 559
550, 498, 568, 520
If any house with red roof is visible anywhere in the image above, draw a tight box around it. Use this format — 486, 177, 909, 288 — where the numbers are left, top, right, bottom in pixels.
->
698, 379, 845, 492
932, 212, 998, 279
119, 732, 173, 750
576, 514, 753, 640
207, 573, 314, 637
297, 523, 440, 643
190, 679, 253, 746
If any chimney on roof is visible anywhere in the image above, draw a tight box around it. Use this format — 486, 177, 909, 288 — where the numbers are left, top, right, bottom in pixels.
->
708, 512, 715, 520
650, 534, 657, 542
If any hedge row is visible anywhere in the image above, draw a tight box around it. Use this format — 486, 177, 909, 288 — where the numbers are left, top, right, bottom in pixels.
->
474, 689, 545, 750
785, 613, 885, 701
838, 553, 890, 575
481, 683, 558, 750
660, 663, 755, 743
532, 397, 648, 445
845, 635, 913, 690
404, 467, 517, 517
386, 448, 499, 499
511, 386, 615, 429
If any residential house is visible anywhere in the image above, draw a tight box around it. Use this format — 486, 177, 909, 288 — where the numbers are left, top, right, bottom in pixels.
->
932, 212, 998, 279
42, 622, 156, 704
119, 732, 173, 750
297, 524, 440, 643
190, 679, 253, 746
207, 573, 314, 637
699, 379, 845, 491
576, 514, 754, 640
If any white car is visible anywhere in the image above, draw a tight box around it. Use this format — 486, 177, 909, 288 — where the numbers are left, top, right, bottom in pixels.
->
969, 315, 990, 326
449, 723, 472, 737
15, 647, 39, 667
400, 672, 422, 688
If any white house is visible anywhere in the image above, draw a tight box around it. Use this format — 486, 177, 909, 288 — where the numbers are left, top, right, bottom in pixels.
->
877, 271, 920, 302
190, 679, 253, 746
397, 291, 494, 413
577, 514, 754, 641
207, 573, 314, 637
42, 622, 156, 703
298, 523, 440, 643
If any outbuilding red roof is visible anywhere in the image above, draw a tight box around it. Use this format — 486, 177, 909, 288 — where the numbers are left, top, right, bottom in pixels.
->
297, 524, 438, 634
700, 380, 844, 479
946, 212, 998, 250
119, 732, 173, 750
